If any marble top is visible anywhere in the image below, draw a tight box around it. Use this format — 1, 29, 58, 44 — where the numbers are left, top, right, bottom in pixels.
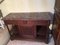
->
3, 12, 53, 20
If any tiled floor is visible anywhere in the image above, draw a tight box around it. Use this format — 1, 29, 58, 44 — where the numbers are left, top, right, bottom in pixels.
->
7, 37, 54, 45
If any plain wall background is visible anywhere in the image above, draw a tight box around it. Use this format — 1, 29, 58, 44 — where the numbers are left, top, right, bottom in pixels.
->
0, 0, 55, 17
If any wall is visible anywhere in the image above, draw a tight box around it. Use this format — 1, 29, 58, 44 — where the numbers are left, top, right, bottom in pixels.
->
48, 0, 55, 13
0, 0, 11, 17
0, 0, 55, 17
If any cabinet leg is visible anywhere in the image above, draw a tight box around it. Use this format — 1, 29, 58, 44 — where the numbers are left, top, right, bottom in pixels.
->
45, 28, 50, 44
6, 24, 15, 40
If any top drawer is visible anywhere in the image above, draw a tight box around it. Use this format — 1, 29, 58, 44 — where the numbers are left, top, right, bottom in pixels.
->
4, 20, 18, 25
34, 20, 50, 25
18, 20, 35, 26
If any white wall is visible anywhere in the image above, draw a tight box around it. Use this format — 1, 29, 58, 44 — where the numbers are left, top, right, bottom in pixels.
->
0, 0, 11, 17
0, 0, 55, 17
48, 0, 55, 13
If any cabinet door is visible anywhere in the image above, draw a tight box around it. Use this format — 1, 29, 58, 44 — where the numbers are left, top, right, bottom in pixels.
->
56, 32, 60, 45
18, 25, 36, 38
53, 13, 60, 45
53, 14, 59, 40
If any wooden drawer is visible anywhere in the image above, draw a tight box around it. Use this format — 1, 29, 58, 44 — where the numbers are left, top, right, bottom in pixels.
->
34, 20, 50, 25
4, 20, 17, 25
18, 20, 35, 26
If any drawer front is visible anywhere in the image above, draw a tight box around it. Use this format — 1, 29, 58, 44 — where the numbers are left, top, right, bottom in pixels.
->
18, 20, 35, 26
34, 20, 49, 25
4, 20, 17, 25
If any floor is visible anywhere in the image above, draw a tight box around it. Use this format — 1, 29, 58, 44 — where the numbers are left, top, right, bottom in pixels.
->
0, 27, 10, 45
7, 37, 54, 45
0, 25, 54, 45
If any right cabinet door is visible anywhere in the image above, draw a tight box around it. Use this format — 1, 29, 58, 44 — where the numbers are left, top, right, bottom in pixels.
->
53, 13, 60, 45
